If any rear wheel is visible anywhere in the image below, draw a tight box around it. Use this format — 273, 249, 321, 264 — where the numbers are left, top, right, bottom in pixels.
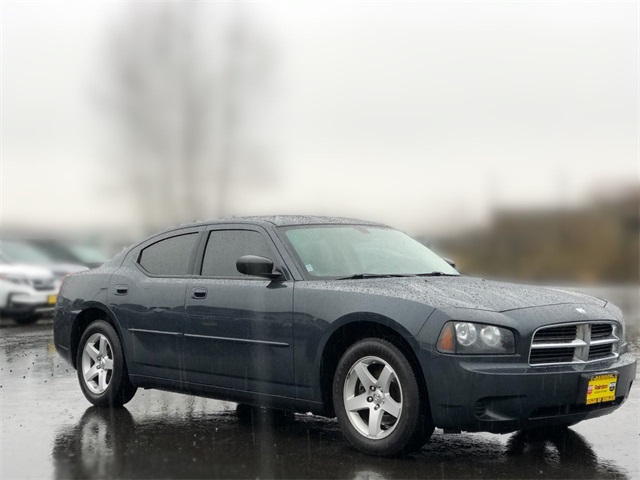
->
76, 320, 137, 407
332, 338, 433, 456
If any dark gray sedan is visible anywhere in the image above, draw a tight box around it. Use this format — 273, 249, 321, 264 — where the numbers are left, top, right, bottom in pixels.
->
53, 216, 637, 456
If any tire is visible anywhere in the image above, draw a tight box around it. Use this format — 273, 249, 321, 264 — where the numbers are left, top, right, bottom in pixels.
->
332, 338, 434, 456
76, 320, 137, 407
13, 314, 40, 325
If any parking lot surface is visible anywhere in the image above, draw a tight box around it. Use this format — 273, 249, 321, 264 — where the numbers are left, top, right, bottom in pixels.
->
1, 317, 638, 479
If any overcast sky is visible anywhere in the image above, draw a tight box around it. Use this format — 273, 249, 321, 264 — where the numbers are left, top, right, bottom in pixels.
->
2, 1, 638, 236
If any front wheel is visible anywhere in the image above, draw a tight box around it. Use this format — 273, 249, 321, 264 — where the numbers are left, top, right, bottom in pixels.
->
76, 320, 137, 407
332, 338, 433, 456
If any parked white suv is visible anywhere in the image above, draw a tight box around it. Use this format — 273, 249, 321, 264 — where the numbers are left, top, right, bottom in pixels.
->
0, 261, 60, 325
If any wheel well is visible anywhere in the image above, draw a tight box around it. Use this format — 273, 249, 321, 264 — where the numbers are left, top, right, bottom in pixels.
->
319, 321, 428, 417
70, 307, 117, 368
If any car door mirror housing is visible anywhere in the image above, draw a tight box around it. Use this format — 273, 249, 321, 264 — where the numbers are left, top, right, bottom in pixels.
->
236, 255, 282, 279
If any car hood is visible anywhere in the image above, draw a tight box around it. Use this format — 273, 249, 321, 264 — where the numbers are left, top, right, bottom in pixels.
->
327, 276, 606, 312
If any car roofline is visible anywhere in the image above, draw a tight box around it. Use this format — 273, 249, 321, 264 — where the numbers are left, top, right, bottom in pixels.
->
140, 216, 388, 236
120, 216, 390, 255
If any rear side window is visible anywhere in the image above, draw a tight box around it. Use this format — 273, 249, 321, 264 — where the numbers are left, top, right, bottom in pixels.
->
201, 230, 275, 277
139, 233, 199, 276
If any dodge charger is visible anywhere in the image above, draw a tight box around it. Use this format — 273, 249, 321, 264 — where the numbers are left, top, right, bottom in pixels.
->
53, 216, 636, 455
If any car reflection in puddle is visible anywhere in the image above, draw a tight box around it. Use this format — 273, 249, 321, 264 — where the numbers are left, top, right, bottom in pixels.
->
52, 405, 627, 479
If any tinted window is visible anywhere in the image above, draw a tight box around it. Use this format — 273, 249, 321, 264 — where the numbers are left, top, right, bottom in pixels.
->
139, 233, 199, 276
201, 230, 275, 277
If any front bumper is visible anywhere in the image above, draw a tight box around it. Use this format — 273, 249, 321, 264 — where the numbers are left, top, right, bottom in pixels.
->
425, 351, 637, 433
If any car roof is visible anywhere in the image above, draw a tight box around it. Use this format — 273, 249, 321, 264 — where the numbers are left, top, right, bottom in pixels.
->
136, 216, 390, 247
163, 215, 387, 230
221, 215, 387, 227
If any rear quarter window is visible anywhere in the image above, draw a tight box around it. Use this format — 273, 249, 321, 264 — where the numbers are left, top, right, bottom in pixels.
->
138, 233, 199, 276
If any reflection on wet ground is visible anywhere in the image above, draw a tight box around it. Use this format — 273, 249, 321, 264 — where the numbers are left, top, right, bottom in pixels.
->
1, 323, 638, 479
51, 406, 628, 479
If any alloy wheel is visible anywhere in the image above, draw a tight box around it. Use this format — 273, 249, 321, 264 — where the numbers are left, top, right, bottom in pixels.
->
343, 355, 403, 439
81, 333, 114, 394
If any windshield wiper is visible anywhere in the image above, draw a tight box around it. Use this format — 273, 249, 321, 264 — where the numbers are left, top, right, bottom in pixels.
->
415, 272, 459, 277
337, 273, 415, 280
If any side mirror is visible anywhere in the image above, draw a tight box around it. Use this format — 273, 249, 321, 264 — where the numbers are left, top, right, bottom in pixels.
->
443, 258, 456, 269
236, 255, 282, 280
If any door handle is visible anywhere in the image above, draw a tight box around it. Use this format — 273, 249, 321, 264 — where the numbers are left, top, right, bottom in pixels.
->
192, 287, 207, 299
115, 285, 128, 295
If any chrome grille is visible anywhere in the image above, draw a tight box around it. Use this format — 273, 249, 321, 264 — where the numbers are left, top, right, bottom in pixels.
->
529, 322, 619, 366
590, 324, 613, 339
532, 325, 577, 344
588, 343, 614, 361
530, 347, 575, 365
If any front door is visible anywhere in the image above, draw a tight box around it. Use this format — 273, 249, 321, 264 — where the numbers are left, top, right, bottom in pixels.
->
183, 227, 294, 397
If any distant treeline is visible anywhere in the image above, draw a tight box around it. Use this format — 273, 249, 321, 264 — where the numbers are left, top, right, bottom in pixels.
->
433, 190, 639, 283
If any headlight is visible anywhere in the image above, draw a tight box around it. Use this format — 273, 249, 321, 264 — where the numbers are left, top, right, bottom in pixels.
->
437, 321, 515, 354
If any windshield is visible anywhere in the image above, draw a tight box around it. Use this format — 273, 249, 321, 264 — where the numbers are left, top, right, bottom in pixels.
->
0, 241, 54, 265
282, 225, 458, 278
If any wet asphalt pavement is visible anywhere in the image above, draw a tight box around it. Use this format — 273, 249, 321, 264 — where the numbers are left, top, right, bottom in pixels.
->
1, 317, 639, 479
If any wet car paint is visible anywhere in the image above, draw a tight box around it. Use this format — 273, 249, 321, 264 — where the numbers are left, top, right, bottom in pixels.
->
53, 217, 636, 432
1, 319, 638, 479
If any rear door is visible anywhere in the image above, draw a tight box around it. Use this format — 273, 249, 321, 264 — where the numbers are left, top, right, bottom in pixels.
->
109, 228, 202, 381
183, 225, 295, 397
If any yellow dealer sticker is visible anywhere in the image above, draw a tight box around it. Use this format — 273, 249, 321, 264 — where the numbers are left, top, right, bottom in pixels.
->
585, 373, 617, 405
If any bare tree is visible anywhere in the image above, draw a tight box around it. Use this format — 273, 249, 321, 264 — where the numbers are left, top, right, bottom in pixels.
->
102, 3, 274, 233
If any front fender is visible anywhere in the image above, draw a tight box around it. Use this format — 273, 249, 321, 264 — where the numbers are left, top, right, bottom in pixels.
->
313, 311, 428, 373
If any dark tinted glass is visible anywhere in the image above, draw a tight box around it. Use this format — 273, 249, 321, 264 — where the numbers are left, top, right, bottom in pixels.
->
139, 233, 198, 275
201, 230, 274, 277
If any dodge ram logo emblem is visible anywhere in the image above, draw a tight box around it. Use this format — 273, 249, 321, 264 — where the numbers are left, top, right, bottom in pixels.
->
576, 308, 586, 314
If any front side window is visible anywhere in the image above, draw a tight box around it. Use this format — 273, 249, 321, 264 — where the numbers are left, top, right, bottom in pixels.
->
138, 233, 199, 276
282, 225, 459, 278
201, 230, 275, 277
